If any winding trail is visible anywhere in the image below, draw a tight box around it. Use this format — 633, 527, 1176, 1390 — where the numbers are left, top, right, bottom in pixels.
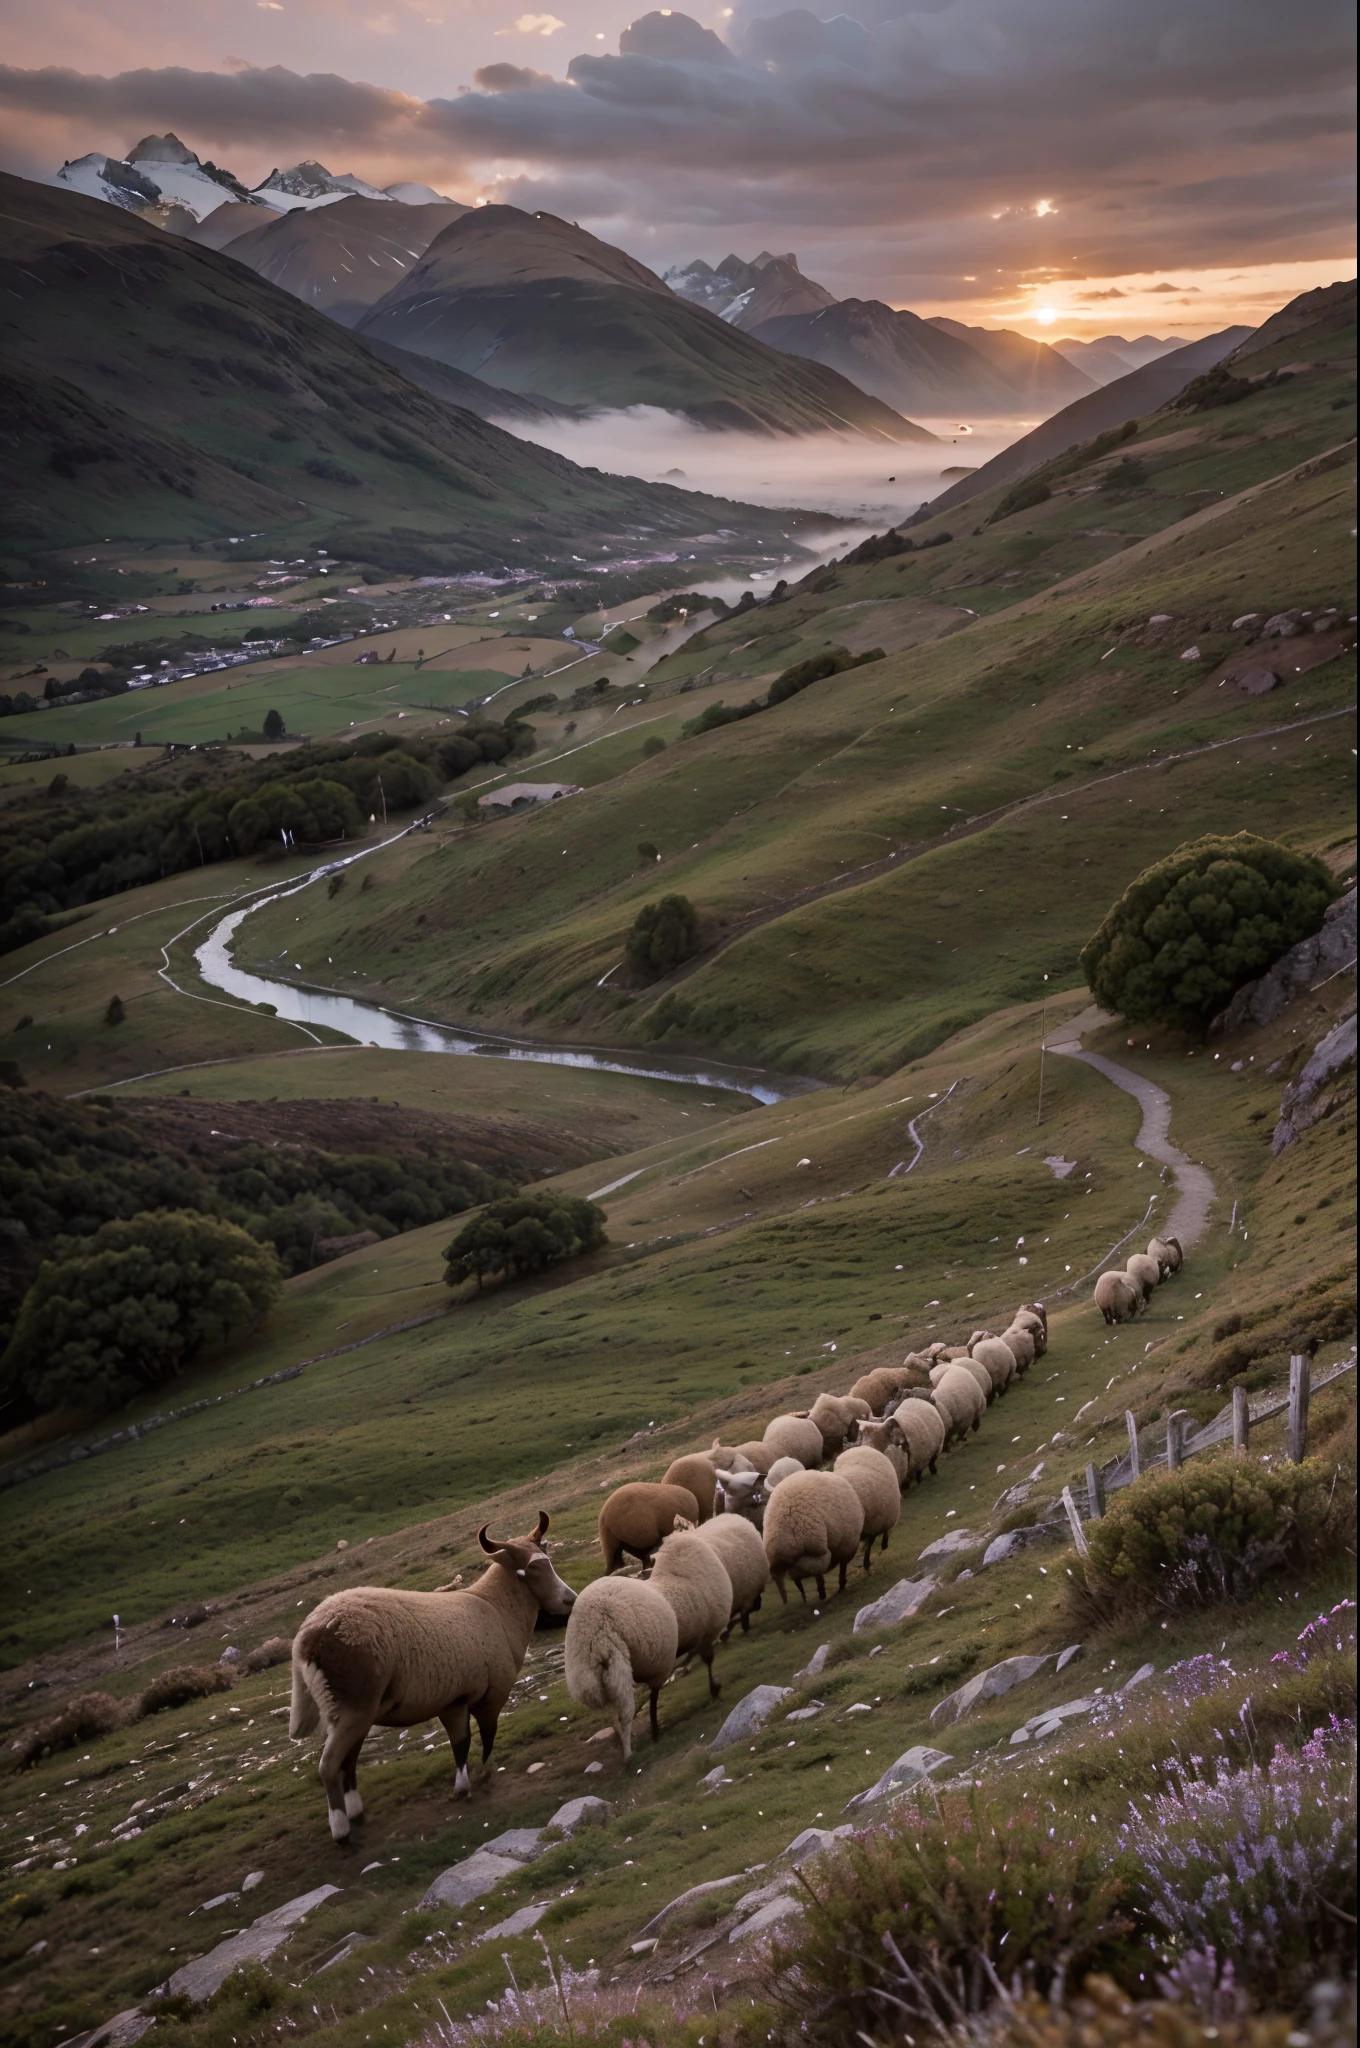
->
1048, 1005, 1216, 1249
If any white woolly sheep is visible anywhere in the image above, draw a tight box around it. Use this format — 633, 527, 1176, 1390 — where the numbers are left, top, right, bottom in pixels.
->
1149, 1235, 1183, 1278
730, 1440, 778, 1476
1094, 1270, 1140, 1324
1125, 1252, 1162, 1303
833, 1446, 902, 1569
762, 1413, 825, 1468
691, 1513, 770, 1637
563, 1574, 677, 1761
890, 1397, 947, 1478
762, 1469, 864, 1603
598, 1482, 700, 1574
714, 1468, 767, 1527
927, 1366, 985, 1442
765, 1455, 804, 1489
290, 1513, 575, 1841
661, 1455, 718, 1521
845, 1414, 911, 1487
807, 1391, 872, 1459
998, 1323, 1036, 1372
702, 1440, 757, 1473
969, 1336, 1016, 1393
849, 1364, 923, 1414
649, 1526, 733, 1700
1015, 1303, 1048, 1354
932, 1355, 992, 1403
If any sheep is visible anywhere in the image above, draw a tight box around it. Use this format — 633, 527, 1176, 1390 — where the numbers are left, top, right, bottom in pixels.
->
1149, 1235, 1183, 1278
290, 1513, 575, 1841
969, 1336, 1016, 1394
926, 1367, 985, 1443
700, 1439, 756, 1472
730, 1441, 778, 1476
1125, 1252, 1162, 1303
891, 1397, 946, 1479
833, 1446, 902, 1569
932, 1354, 993, 1403
661, 1455, 718, 1521
1015, 1303, 1049, 1355
715, 1468, 767, 1527
649, 1525, 733, 1700
763, 1469, 864, 1603
850, 1365, 918, 1415
690, 1513, 770, 1637
598, 1482, 700, 1575
997, 1322, 1036, 1372
1094, 1270, 1140, 1324
762, 1413, 824, 1468
563, 1575, 677, 1761
765, 1455, 804, 1489
845, 1413, 911, 1487
807, 1391, 872, 1460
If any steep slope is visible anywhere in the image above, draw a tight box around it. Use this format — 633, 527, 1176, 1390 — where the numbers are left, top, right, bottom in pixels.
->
0, 174, 825, 558
928, 317, 1096, 405
665, 250, 838, 329
1228, 277, 1356, 364
749, 298, 1029, 415
919, 326, 1254, 517
183, 198, 276, 250
215, 194, 470, 326
355, 207, 933, 439
354, 333, 577, 425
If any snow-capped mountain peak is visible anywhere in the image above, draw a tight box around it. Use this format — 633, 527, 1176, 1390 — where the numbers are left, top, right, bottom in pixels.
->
252, 162, 394, 209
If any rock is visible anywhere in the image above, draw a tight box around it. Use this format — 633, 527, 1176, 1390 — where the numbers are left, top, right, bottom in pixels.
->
631, 1937, 659, 1954
854, 1575, 939, 1631
1179, 646, 1201, 661
315, 1930, 376, 1972
419, 1851, 523, 1912
710, 1684, 794, 1752
219, 1647, 241, 1667
482, 1828, 545, 1864
1233, 666, 1277, 694
547, 1794, 613, 1836
1274, 1012, 1357, 1152
583, 1760, 604, 1774
729, 1894, 802, 1942
1011, 1697, 1097, 1744
164, 1604, 208, 1630
982, 1524, 1065, 1567
637, 1870, 751, 1938
241, 1871, 265, 1892
1218, 887, 1356, 1035
1056, 1645, 1083, 1673
1262, 610, 1301, 636
195, 1891, 239, 1912
917, 1530, 977, 1560
65, 2011, 153, 2048
1231, 613, 1259, 628
777, 1824, 853, 1865
930, 1649, 1079, 1726
480, 1903, 550, 1943
784, 1701, 825, 1721
1044, 1155, 1077, 1178
956, 1568, 974, 1580
526, 1761, 547, 1774
159, 1884, 340, 2003
794, 1643, 831, 1680
1120, 1661, 1156, 1694
699, 1765, 731, 1790
844, 1743, 952, 1811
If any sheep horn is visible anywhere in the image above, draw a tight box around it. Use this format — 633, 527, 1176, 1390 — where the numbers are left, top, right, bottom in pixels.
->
532, 1510, 551, 1541
476, 1524, 501, 1556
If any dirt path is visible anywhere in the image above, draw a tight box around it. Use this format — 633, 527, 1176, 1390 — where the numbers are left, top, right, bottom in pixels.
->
1048, 1005, 1216, 1248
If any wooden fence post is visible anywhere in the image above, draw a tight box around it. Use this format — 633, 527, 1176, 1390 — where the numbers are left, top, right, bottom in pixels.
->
1166, 1412, 1183, 1471
1086, 1462, 1106, 1520
1061, 1484, 1091, 1559
1233, 1385, 1249, 1461
1125, 1410, 1140, 1480
1289, 1354, 1311, 1464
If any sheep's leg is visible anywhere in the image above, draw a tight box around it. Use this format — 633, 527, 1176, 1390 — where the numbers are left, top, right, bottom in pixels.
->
700, 1644, 721, 1700
473, 1698, 500, 1772
341, 1731, 367, 1822
440, 1700, 473, 1798
880, 1531, 889, 1554
837, 1560, 848, 1592
648, 1687, 662, 1744
738, 1608, 750, 1634
862, 1538, 873, 1571
813, 1573, 826, 1602
318, 1711, 368, 1843
772, 1571, 789, 1606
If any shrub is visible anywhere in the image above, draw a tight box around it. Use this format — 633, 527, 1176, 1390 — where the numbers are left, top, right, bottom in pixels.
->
104, 994, 125, 1027
10, 1692, 128, 1769
641, 736, 666, 757
1102, 457, 1148, 492
624, 894, 697, 980
0, 1208, 282, 1416
767, 645, 883, 707
262, 708, 285, 740
244, 1636, 293, 1673
1121, 1726, 1357, 2011
443, 1192, 607, 1293
988, 478, 1051, 524
765, 1787, 1132, 2040
636, 840, 659, 862
1079, 833, 1337, 1033
138, 1663, 235, 1716
1085, 1459, 1333, 1612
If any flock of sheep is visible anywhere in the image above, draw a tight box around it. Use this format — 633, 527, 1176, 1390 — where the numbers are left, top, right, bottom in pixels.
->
287, 1237, 1185, 1842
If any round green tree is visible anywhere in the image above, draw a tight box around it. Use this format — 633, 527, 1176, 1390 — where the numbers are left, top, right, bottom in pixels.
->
443, 1192, 607, 1293
0, 1210, 282, 1416
1080, 833, 1337, 1033
624, 894, 697, 980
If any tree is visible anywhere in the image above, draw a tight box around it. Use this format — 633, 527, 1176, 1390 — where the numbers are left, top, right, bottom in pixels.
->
624, 894, 697, 980
637, 841, 660, 863
443, 1192, 607, 1293
262, 708, 286, 740
1080, 833, 1337, 1034
0, 1210, 282, 1417
104, 995, 125, 1027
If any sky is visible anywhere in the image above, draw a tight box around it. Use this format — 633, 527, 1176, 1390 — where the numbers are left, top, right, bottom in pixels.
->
0, 0, 1354, 335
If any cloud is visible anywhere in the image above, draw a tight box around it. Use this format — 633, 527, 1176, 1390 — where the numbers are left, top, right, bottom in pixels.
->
1079, 287, 1128, 300
474, 63, 555, 91
512, 12, 565, 34
1147, 280, 1199, 292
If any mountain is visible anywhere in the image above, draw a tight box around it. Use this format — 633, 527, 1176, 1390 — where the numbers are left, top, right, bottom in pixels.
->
1051, 333, 1183, 384
252, 160, 393, 211
926, 318, 1096, 405
1227, 277, 1356, 364
384, 182, 459, 206
53, 131, 254, 229
0, 173, 826, 561
917, 325, 1257, 517
664, 251, 838, 330
748, 298, 1028, 415
355, 207, 934, 439
207, 194, 471, 326
354, 333, 577, 426
183, 200, 276, 250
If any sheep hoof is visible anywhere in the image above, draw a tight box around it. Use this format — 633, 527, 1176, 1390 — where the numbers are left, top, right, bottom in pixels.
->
344, 1790, 364, 1820
453, 1767, 471, 1798
328, 1808, 351, 1842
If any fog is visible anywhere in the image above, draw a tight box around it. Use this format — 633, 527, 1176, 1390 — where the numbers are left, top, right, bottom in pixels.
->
509, 405, 1041, 528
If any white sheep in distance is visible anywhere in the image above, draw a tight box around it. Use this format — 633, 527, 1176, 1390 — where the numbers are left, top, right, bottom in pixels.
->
1015, 1303, 1048, 1355
598, 1481, 699, 1574
997, 1322, 1036, 1373
887, 1398, 947, 1479
289, 1513, 576, 1841
661, 1454, 718, 1520
688, 1513, 770, 1637
563, 1575, 677, 1761
807, 1391, 872, 1459
649, 1525, 733, 1701
926, 1367, 985, 1443
1094, 1270, 1140, 1324
932, 1354, 993, 1403
762, 1469, 864, 1604
833, 1446, 902, 1569
1149, 1235, 1183, 1278
1125, 1252, 1162, 1304
765, 1455, 804, 1489
762, 1413, 825, 1468
968, 1335, 1016, 1393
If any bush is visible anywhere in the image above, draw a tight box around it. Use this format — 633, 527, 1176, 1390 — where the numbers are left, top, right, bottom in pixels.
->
443, 1192, 607, 1293
641, 736, 666, 757
10, 1692, 128, 1769
0, 1209, 282, 1416
767, 645, 883, 707
624, 894, 697, 979
137, 1663, 235, 1716
766, 1786, 1132, 2039
988, 477, 1052, 523
1121, 1726, 1357, 2011
1079, 833, 1337, 1033
244, 1635, 293, 1673
1086, 1459, 1333, 1612
1102, 457, 1148, 491
262, 708, 285, 740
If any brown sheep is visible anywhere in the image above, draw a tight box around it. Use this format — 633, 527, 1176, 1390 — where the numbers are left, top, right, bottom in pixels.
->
661, 1455, 718, 1521
598, 1482, 700, 1574
730, 1440, 778, 1476
849, 1365, 914, 1415
1094, 1270, 1140, 1325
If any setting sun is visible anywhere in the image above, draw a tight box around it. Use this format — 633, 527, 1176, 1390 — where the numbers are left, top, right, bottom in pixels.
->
1034, 305, 1059, 324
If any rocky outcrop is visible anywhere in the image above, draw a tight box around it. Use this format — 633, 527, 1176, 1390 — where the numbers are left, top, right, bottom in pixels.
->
710, 1684, 795, 1752
1273, 1009, 1357, 1152
844, 1743, 953, 1811
853, 1575, 939, 1631
1216, 887, 1356, 1034
929, 1646, 1082, 1727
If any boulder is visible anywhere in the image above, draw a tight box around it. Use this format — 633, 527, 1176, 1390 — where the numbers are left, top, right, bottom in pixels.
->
1262, 610, 1302, 636
420, 1851, 523, 1912
65, 2013, 153, 2048
929, 1648, 1080, 1726
980, 1524, 1064, 1567
699, 1765, 731, 1790
1274, 1012, 1357, 1153
1233, 666, 1278, 695
479, 1902, 550, 1942
158, 1884, 341, 2003
637, 1870, 751, 1938
1217, 887, 1356, 1035
1010, 1697, 1098, 1744
794, 1642, 831, 1680
1119, 1661, 1156, 1694
854, 1575, 938, 1631
844, 1743, 952, 1811
785, 1700, 825, 1721
777, 1824, 853, 1865
710, 1684, 794, 1753
917, 1530, 977, 1560
729, 1894, 802, 1942
547, 1794, 613, 1836
482, 1828, 545, 1863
